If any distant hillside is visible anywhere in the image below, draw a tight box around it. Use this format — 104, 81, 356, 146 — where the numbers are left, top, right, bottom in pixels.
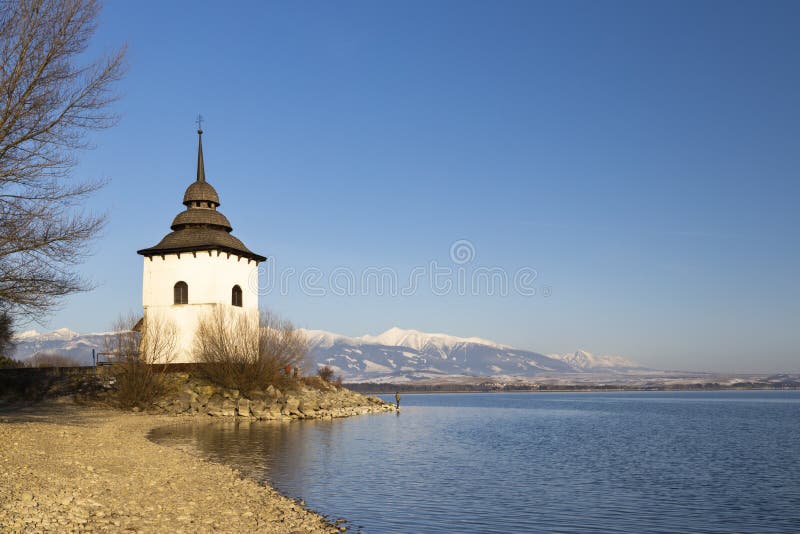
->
546, 349, 641, 371
12, 326, 645, 380
13, 328, 109, 365
301, 327, 644, 381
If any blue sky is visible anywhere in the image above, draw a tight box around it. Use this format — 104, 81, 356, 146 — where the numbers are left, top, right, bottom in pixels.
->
40, 0, 799, 372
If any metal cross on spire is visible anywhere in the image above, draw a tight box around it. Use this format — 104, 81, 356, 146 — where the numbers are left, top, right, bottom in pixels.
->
195, 114, 204, 133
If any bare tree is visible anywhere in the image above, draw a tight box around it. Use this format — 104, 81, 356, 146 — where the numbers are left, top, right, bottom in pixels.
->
139, 313, 179, 365
104, 312, 140, 363
105, 312, 178, 365
106, 312, 177, 408
0, 0, 126, 321
194, 307, 309, 391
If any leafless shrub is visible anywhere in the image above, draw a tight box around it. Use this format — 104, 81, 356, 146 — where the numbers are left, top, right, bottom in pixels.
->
26, 352, 81, 368
194, 307, 308, 392
0, 0, 126, 323
317, 365, 335, 382
302, 373, 345, 391
302, 375, 327, 390
107, 312, 177, 409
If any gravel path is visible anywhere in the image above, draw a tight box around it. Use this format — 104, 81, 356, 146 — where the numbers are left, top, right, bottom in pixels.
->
0, 399, 339, 533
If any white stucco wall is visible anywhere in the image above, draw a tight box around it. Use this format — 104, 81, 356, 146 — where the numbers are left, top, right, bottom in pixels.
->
142, 252, 260, 362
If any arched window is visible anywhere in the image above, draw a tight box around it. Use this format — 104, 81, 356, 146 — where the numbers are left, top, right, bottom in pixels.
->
174, 281, 188, 304
232, 285, 243, 307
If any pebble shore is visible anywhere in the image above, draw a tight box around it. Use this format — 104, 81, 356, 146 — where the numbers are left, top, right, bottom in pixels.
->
0, 399, 345, 533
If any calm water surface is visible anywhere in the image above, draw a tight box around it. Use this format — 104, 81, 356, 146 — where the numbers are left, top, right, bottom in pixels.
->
150, 391, 800, 533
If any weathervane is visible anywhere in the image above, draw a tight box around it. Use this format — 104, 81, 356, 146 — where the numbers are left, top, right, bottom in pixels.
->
195, 114, 204, 133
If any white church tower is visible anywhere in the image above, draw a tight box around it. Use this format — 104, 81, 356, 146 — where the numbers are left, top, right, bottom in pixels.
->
137, 127, 266, 362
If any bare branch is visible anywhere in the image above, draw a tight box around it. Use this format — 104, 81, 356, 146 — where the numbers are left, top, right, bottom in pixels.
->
107, 312, 178, 408
194, 308, 309, 391
0, 0, 126, 322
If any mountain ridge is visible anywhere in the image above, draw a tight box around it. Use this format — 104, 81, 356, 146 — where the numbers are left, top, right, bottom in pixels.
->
11, 326, 644, 380
300, 327, 643, 381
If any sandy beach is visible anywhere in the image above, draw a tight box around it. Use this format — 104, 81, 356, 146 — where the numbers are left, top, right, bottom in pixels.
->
0, 400, 339, 533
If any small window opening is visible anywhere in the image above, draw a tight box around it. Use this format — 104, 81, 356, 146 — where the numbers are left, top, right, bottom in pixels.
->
174, 281, 188, 304
232, 285, 243, 307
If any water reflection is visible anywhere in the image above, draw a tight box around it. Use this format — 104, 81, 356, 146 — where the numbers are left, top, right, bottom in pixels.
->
152, 418, 355, 495
150, 392, 800, 533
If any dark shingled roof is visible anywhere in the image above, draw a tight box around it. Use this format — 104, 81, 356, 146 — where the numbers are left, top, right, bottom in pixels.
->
170, 209, 232, 231
137, 129, 266, 263
138, 227, 263, 259
183, 181, 220, 206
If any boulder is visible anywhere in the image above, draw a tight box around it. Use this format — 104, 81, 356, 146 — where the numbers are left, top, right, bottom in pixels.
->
246, 389, 266, 401
282, 396, 301, 416
205, 395, 224, 416
222, 389, 240, 400
166, 400, 187, 414
196, 385, 216, 398
220, 399, 236, 417
236, 398, 251, 417
258, 410, 278, 421
190, 395, 209, 413
177, 392, 194, 410
250, 399, 268, 419
299, 392, 322, 411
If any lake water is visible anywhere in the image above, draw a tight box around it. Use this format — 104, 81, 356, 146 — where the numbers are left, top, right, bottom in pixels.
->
149, 391, 800, 533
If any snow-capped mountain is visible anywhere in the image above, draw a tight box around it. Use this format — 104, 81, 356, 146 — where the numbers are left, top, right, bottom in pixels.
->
302, 327, 644, 381
10, 326, 644, 380
547, 349, 640, 371
11, 329, 111, 365
14, 327, 80, 342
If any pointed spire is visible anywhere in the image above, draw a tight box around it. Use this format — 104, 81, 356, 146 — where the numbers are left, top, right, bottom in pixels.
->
195, 114, 206, 182
196, 128, 205, 182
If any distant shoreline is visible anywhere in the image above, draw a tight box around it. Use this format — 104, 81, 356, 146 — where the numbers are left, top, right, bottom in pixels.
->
349, 383, 800, 395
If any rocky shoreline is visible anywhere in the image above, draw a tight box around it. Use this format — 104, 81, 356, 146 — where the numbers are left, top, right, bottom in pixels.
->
148, 373, 396, 420
0, 384, 395, 533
